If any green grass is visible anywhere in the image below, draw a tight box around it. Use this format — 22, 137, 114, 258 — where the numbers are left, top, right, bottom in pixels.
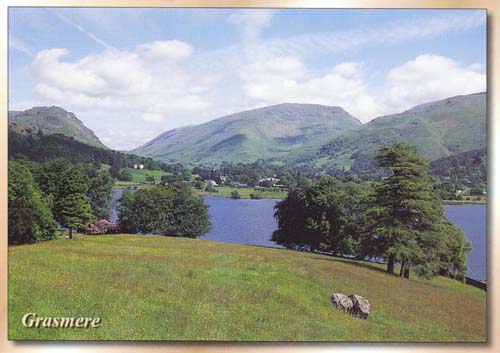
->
9, 235, 485, 341
124, 167, 171, 182
107, 166, 172, 189
194, 186, 287, 199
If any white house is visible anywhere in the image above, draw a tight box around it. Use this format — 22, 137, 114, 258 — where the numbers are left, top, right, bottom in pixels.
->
204, 180, 218, 187
259, 177, 280, 186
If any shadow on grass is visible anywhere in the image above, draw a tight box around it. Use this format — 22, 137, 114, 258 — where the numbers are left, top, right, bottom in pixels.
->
306, 254, 396, 276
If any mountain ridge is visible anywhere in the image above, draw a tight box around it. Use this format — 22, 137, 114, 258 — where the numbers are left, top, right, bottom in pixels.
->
310, 91, 486, 169
8, 106, 107, 149
132, 103, 362, 165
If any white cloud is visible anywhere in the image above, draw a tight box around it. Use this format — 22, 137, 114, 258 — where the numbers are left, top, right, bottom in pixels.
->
99, 127, 159, 151
239, 57, 380, 120
384, 54, 486, 112
221, 10, 486, 65
30, 41, 213, 123
136, 40, 193, 61
17, 10, 486, 149
237, 54, 485, 121
228, 10, 276, 42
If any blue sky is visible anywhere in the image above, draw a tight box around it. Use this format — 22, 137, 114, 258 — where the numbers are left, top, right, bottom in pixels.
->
9, 8, 486, 150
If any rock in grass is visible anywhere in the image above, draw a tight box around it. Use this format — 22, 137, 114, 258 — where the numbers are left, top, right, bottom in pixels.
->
348, 294, 371, 319
330, 293, 353, 313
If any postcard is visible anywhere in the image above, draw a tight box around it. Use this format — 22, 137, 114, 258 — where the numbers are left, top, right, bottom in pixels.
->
7, 6, 487, 343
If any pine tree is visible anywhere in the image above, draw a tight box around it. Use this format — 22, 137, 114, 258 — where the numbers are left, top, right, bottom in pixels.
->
369, 142, 446, 277
53, 167, 95, 238
58, 193, 95, 239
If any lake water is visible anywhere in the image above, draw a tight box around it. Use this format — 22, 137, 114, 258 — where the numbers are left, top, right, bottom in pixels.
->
110, 190, 486, 280
444, 204, 486, 281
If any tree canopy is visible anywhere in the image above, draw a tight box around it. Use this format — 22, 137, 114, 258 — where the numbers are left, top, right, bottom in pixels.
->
273, 178, 370, 256
119, 183, 211, 238
273, 142, 471, 279
8, 161, 56, 244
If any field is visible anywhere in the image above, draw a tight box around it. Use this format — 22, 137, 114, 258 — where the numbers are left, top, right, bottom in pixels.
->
111, 166, 172, 188
9, 235, 486, 341
194, 186, 287, 199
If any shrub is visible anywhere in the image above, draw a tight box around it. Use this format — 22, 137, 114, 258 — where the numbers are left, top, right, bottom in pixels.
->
87, 219, 120, 235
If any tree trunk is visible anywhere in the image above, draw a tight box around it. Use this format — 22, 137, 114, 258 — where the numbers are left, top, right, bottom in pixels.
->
404, 266, 410, 279
387, 254, 395, 274
69, 228, 73, 239
399, 259, 406, 277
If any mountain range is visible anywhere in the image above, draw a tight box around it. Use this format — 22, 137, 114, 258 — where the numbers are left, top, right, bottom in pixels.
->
312, 92, 486, 169
8, 106, 107, 149
8, 92, 486, 169
131, 103, 361, 165
133, 92, 486, 167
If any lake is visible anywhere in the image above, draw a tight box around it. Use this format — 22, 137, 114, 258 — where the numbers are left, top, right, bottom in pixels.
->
444, 204, 486, 281
110, 190, 486, 280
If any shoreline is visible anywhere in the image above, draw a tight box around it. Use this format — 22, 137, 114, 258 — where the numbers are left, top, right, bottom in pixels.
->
443, 200, 486, 205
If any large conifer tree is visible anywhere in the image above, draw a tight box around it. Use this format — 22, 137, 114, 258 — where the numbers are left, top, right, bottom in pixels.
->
53, 167, 95, 238
369, 142, 466, 278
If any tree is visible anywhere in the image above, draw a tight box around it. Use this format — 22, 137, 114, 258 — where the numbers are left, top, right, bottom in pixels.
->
118, 169, 133, 182
118, 188, 136, 233
58, 193, 95, 239
436, 221, 471, 280
272, 178, 370, 255
8, 161, 57, 244
368, 142, 468, 278
53, 167, 95, 239
86, 168, 114, 219
109, 158, 122, 179
205, 185, 217, 193
118, 183, 211, 237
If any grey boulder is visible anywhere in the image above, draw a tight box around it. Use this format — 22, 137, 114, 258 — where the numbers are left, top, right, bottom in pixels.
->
348, 294, 371, 319
330, 293, 353, 312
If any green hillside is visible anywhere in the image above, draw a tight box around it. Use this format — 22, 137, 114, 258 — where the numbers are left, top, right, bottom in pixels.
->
131, 103, 361, 165
312, 92, 486, 169
9, 106, 107, 149
9, 235, 485, 341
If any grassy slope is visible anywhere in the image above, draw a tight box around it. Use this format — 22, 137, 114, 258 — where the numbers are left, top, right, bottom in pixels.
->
124, 167, 171, 182
105, 165, 171, 188
9, 235, 485, 341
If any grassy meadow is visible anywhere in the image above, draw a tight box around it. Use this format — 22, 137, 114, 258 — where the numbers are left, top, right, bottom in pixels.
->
9, 235, 485, 341
194, 185, 287, 199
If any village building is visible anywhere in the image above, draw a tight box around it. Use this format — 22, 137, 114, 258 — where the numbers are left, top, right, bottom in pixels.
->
204, 180, 218, 187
